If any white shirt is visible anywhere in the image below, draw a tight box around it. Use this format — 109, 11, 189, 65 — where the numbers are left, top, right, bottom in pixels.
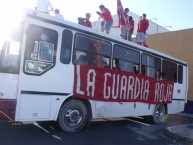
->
54, 13, 64, 19
36, 0, 53, 13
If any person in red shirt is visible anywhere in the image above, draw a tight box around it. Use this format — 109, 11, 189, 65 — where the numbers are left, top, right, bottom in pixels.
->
78, 13, 92, 28
136, 13, 149, 47
112, 14, 126, 39
123, 8, 129, 21
113, 8, 129, 39
126, 16, 134, 41
96, 5, 113, 34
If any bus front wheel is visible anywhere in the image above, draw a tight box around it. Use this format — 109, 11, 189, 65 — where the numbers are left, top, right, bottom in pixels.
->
58, 99, 88, 132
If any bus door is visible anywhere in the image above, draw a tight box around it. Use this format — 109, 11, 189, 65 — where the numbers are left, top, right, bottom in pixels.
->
15, 20, 61, 121
163, 60, 187, 113
172, 64, 188, 112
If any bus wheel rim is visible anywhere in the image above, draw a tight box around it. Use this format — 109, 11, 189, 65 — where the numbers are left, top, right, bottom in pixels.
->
65, 109, 82, 127
155, 108, 164, 120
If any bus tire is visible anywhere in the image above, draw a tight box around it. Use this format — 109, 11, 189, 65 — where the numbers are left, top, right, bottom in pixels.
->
58, 99, 88, 132
152, 104, 167, 124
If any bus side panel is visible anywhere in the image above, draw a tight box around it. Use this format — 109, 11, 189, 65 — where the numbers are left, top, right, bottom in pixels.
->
0, 99, 16, 120
17, 94, 69, 121
0, 74, 18, 100
0, 74, 19, 121
168, 100, 185, 114
18, 94, 52, 120
92, 100, 105, 118
100, 102, 154, 118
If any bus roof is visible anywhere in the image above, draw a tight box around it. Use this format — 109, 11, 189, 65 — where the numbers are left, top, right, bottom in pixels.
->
23, 9, 187, 66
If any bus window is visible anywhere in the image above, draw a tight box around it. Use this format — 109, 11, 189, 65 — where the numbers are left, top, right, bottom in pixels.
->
162, 60, 177, 82
74, 50, 87, 65
178, 65, 183, 84
113, 44, 139, 73
87, 40, 97, 66
0, 40, 20, 74
113, 58, 120, 70
38, 41, 54, 62
73, 34, 111, 67
78, 55, 87, 65
141, 53, 161, 78
61, 29, 73, 64
141, 65, 145, 75
24, 25, 58, 75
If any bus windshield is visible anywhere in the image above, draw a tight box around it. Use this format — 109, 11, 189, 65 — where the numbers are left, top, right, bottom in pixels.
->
0, 30, 21, 74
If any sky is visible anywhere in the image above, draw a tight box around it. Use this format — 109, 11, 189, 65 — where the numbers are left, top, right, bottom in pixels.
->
0, 0, 193, 32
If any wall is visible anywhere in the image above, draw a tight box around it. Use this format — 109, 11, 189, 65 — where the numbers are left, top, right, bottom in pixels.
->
147, 28, 193, 102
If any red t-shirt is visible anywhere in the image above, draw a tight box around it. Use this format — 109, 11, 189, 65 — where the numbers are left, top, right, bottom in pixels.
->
118, 17, 126, 27
117, 11, 128, 27
102, 8, 113, 22
79, 18, 92, 28
137, 19, 149, 32
127, 19, 134, 33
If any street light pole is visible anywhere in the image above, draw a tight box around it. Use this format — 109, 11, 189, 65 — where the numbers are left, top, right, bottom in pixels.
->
150, 18, 157, 21
149, 18, 158, 34
164, 25, 172, 31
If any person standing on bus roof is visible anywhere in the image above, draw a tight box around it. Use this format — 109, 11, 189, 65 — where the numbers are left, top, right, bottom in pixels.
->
126, 16, 134, 41
112, 8, 129, 39
96, 5, 113, 34
54, 9, 64, 19
123, 8, 129, 39
78, 13, 92, 28
35, 0, 54, 14
136, 13, 149, 47
77, 17, 83, 24
122, 8, 129, 25
112, 14, 126, 39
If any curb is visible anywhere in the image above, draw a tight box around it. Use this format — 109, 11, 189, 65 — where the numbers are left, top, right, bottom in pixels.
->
178, 113, 193, 118
164, 126, 193, 145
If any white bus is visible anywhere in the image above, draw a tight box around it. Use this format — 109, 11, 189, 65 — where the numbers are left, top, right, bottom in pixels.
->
0, 9, 188, 132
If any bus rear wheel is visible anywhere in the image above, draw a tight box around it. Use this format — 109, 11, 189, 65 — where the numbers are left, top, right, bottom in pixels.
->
152, 104, 167, 124
58, 99, 88, 132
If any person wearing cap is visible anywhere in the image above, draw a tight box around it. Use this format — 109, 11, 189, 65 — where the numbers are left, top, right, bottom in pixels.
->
136, 13, 149, 47
96, 5, 113, 34
78, 13, 92, 28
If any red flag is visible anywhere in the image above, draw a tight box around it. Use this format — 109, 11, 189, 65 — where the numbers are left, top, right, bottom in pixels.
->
117, 0, 124, 17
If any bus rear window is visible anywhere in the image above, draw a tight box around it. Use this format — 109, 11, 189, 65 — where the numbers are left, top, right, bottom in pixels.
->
162, 60, 177, 82
178, 65, 183, 84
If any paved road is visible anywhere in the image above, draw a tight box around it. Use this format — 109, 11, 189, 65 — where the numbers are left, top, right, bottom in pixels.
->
0, 114, 191, 145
